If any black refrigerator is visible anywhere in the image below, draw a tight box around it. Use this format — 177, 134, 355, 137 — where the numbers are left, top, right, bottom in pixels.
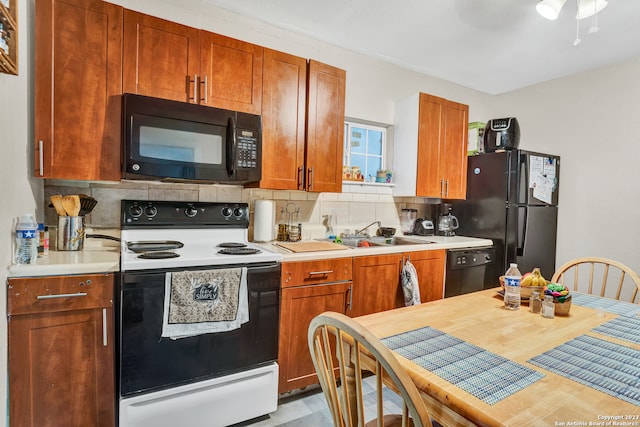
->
451, 150, 560, 286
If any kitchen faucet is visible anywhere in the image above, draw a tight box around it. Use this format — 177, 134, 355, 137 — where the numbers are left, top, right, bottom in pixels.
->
355, 221, 381, 237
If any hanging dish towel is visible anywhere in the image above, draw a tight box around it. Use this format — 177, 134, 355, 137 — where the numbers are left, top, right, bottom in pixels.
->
401, 259, 421, 306
162, 267, 248, 339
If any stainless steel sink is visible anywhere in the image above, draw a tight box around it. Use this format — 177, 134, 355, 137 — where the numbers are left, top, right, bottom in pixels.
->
338, 236, 433, 248
367, 236, 433, 246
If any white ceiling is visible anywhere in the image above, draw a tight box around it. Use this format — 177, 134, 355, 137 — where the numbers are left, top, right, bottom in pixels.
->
202, 0, 640, 94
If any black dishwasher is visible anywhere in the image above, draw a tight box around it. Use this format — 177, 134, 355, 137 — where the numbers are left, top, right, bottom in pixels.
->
444, 247, 494, 298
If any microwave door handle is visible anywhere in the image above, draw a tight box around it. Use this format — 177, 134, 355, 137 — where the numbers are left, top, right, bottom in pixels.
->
226, 116, 236, 177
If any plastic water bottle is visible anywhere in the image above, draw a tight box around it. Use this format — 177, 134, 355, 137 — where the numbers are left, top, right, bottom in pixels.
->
504, 263, 522, 310
15, 213, 38, 264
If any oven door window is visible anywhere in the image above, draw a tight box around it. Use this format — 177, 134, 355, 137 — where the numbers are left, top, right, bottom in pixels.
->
135, 114, 224, 165
119, 264, 280, 397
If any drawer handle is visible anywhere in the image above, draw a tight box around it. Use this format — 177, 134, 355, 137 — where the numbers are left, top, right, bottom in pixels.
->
103, 308, 108, 347
36, 292, 88, 300
308, 270, 333, 276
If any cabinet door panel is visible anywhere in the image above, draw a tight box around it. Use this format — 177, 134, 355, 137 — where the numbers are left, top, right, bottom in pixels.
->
259, 48, 306, 190
123, 10, 199, 102
34, 0, 122, 180
305, 60, 346, 193
441, 100, 469, 199
416, 93, 445, 197
9, 308, 115, 427
278, 282, 351, 393
407, 250, 446, 302
350, 254, 403, 317
200, 31, 263, 114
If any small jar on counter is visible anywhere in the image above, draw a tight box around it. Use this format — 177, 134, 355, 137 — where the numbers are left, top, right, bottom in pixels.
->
529, 291, 542, 314
541, 295, 555, 319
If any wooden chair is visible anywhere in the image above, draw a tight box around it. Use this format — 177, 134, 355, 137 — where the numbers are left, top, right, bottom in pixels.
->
551, 257, 640, 303
308, 311, 433, 427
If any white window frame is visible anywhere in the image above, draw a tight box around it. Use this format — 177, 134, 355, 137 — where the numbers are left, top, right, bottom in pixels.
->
343, 120, 388, 181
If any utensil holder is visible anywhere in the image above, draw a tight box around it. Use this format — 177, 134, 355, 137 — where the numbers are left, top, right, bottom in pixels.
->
57, 216, 84, 251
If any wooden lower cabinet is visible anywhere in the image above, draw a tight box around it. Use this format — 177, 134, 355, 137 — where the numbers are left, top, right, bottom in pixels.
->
349, 253, 404, 317
349, 250, 446, 317
278, 258, 352, 394
277, 250, 445, 393
7, 274, 115, 427
410, 249, 447, 302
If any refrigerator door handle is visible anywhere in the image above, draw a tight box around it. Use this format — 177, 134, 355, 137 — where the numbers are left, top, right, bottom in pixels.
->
517, 206, 527, 257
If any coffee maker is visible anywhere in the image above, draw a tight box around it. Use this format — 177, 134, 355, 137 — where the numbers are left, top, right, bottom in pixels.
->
437, 203, 459, 237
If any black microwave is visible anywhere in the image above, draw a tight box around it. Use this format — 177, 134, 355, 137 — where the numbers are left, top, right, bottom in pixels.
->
123, 93, 261, 184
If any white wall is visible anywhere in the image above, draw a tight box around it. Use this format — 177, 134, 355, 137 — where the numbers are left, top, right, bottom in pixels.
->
494, 56, 640, 277
0, 0, 43, 422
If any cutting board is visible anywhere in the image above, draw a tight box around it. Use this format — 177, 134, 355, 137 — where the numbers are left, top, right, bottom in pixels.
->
274, 241, 349, 253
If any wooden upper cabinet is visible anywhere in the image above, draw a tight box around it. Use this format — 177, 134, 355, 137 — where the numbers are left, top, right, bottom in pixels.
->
416, 93, 469, 199
34, 0, 122, 180
440, 100, 469, 199
200, 31, 263, 114
394, 93, 469, 199
305, 60, 346, 193
123, 12, 263, 114
123, 10, 200, 103
416, 94, 445, 197
259, 48, 307, 190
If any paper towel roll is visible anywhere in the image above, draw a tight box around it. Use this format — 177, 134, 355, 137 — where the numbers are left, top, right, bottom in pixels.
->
253, 200, 275, 242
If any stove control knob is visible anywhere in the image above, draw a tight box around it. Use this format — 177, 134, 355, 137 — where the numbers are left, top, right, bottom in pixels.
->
144, 205, 158, 218
185, 206, 198, 218
221, 207, 233, 218
129, 205, 143, 218
233, 207, 244, 218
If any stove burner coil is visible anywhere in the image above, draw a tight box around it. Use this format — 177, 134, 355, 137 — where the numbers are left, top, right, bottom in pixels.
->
217, 242, 248, 248
218, 247, 261, 255
137, 251, 180, 259
128, 241, 184, 253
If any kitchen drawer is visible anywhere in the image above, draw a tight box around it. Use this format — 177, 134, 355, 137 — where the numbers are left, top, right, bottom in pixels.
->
281, 258, 352, 288
7, 274, 114, 316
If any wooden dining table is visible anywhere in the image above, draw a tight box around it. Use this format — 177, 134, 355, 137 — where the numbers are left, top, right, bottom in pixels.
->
354, 288, 640, 427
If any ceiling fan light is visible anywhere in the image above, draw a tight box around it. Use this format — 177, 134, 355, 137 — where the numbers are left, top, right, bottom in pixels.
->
536, 0, 567, 20
576, 0, 608, 19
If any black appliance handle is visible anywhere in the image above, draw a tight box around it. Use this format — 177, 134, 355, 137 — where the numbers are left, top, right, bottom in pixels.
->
519, 151, 528, 205
517, 206, 527, 257
226, 115, 236, 177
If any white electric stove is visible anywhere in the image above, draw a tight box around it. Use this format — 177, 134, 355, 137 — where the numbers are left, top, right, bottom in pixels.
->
118, 200, 282, 427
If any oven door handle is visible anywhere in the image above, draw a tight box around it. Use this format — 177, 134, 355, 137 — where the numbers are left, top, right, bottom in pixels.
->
226, 115, 236, 177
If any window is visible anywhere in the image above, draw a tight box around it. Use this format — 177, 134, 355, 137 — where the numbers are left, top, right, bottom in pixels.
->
343, 121, 386, 181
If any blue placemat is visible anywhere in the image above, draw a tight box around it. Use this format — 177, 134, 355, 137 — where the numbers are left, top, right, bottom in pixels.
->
529, 335, 640, 406
381, 326, 543, 405
593, 315, 640, 345
571, 292, 640, 317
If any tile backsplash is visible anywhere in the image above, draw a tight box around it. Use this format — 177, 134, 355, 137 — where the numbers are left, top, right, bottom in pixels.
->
44, 180, 437, 241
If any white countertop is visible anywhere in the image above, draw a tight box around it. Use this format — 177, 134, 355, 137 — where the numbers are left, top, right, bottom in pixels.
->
6, 235, 493, 278
7, 248, 120, 278
256, 235, 493, 262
